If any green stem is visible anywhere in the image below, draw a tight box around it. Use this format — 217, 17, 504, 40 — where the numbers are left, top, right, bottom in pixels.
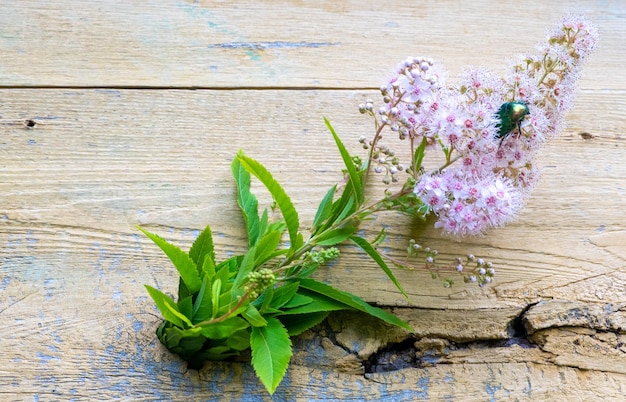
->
192, 292, 250, 328
537, 56, 560, 87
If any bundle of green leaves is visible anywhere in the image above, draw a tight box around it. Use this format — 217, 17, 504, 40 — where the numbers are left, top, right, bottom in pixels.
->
140, 122, 412, 394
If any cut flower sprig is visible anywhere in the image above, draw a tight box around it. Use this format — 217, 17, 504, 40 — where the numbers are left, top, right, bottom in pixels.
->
140, 15, 597, 395
356, 15, 597, 238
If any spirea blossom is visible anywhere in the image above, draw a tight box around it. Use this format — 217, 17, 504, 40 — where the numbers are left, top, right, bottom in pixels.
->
367, 15, 597, 237
414, 170, 522, 237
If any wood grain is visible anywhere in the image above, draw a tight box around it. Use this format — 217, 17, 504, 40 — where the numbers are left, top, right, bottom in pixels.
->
0, 1, 623, 89
1, 1, 625, 400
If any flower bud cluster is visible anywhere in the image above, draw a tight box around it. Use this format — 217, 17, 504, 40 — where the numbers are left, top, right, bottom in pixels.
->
378, 56, 446, 142
304, 247, 340, 266
458, 254, 495, 287
245, 268, 276, 299
406, 239, 438, 266
406, 239, 495, 288
360, 135, 404, 184
285, 247, 340, 278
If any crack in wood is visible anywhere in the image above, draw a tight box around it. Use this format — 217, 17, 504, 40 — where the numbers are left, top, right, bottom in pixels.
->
0, 292, 35, 315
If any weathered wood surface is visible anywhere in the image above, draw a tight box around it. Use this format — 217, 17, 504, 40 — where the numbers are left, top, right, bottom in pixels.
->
1, 1, 625, 400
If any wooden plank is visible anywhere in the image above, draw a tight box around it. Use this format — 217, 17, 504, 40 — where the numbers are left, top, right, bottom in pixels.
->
1, 87, 625, 398
1, 1, 625, 399
0, 1, 622, 89
1, 88, 624, 308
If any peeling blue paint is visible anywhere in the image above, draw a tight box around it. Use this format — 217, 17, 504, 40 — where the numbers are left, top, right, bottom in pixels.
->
26, 230, 38, 249
129, 314, 144, 332
43, 278, 56, 300
52, 331, 62, 344
47, 345, 60, 353
414, 376, 430, 399
421, 355, 440, 365
1, 275, 10, 290
485, 381, 502, 401
36, 351, 60, 364
111, 286, 123, 306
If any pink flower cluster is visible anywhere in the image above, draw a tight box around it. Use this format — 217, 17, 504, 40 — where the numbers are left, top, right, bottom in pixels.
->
414, 171, 522, 237
378, 15, 598, 237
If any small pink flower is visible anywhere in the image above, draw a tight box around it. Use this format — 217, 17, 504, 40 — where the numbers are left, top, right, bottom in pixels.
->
415, 171, 522, 237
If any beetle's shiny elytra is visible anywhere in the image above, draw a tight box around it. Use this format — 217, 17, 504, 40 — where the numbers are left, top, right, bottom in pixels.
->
495, 101, 530, 148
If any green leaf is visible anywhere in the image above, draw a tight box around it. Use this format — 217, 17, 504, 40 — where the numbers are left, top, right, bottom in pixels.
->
197, 316, 249, 339
138, 227, 202, 294
258, 208, 270, 241
226, 328, 252, 351
314, 225, 358, 246
232, 245, 257, 291
192, 274, 212, 322
349, 235, 408, 299
293, 233, 304, 252
236, 151, 301, 253
178, 296, 193, 321
413, 136, 428, 174
324, 117, 363, 204
334, 194, 356, 223
312, 185, 336, 231
232, 157, 261, 246
279, 312, 329, 336
279, 289, 351, 315
205, 346, 240, 361
178, 278, 191, 301
215, 256, 237, 283
256, 286, 274, 312
188, 225, 216, 274
211, 278, 222, 319
372, 227, 387, 246
164, 303, 193, 328
270, 282, 300, 310
243, 304, 268, 327
254, 230, 282, 266
315, 188, 357, 236
145, 285, 192, 328
282, 293, 312, 309
299, 278, 412, 332
160, 325, 203, 350
250, 317, 292, 394
201, 253, 216, 281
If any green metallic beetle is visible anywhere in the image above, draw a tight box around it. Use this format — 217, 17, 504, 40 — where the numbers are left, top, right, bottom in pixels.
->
495, 101, 530, 148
